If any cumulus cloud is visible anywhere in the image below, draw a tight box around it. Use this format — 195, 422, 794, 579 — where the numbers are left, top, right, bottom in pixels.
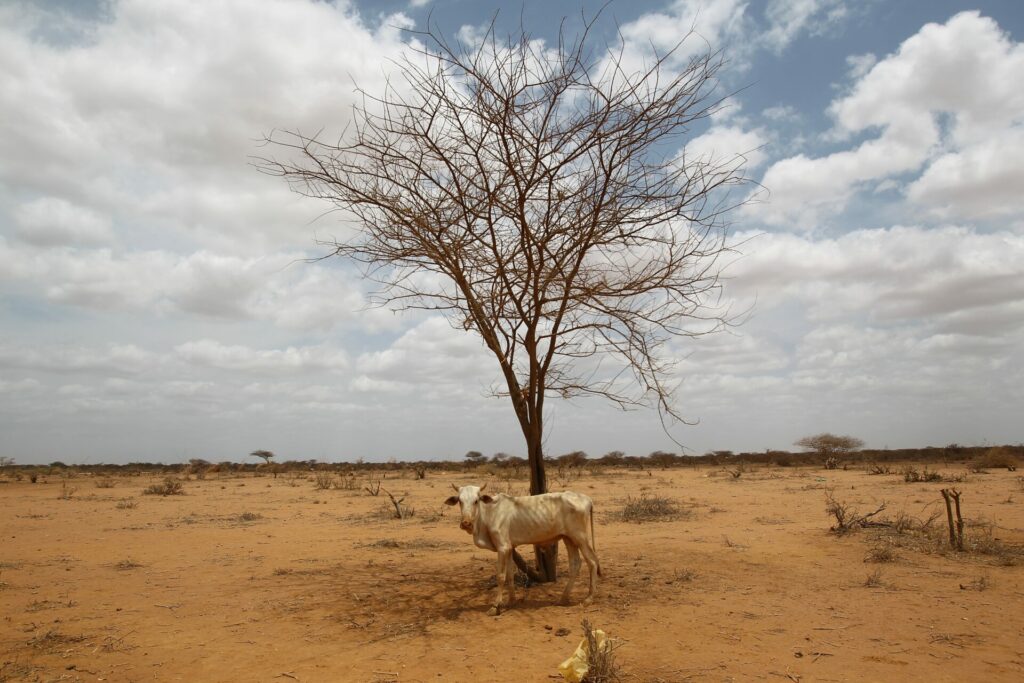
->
685, 124, 767, 170
13, 197, 115, 247
175, 339, 350, 373
761, 0, 848, 54
753, 11, 1024, 228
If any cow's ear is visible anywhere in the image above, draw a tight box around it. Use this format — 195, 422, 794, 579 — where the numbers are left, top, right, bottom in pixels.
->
444, 496, 459, 506
479, 494, 494, 504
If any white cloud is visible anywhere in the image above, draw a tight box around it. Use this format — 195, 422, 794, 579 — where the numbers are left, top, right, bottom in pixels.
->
0, 0, 412, 255
13, 197, 115, 247
174, 339, 350, 373
685, 124, 767, 170
761, 0, 848, 53
753, 11, 1024, 228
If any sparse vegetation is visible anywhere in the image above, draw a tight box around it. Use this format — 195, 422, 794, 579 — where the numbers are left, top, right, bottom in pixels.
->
313, 471, 334, 490
94, 478, 116, 489
114, 559, 144, 570
616, 494, 687, 523
143, 477, 184, 496
115, 497, 138, 509
57, 480, 77, 499
863, 568, 885, 587
864, 543, 898, 563
579, 618, 622, 683
973, 446, 1018, 471
824, 488, 887, 534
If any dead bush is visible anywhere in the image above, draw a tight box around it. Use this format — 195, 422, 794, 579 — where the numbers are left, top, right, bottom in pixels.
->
864, 543, 898, 563
901, 465, 943, 483
580, 618, 622, 683
616, 494, 688, 523
333, 473, 358, 490
115, 498, 137, 509
863, 568, 885, 587
57, 481, 77, 500
824, 488, 887, 534
313, 471, 334, 490
94, 478, 116, 489
143, 477, 184, 496
866, 463, 891, 475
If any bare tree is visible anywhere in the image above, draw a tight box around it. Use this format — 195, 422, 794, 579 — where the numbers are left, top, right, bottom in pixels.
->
260, 15, 747, 580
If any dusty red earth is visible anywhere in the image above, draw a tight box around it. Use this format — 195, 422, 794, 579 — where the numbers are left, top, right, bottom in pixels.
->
2, 463, 1022, 682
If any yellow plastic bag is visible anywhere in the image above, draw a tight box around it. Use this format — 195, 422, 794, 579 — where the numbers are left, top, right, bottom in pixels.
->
557, 629, 607, 683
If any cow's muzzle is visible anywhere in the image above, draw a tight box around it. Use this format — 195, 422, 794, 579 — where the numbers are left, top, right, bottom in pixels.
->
459, 521, 473, 532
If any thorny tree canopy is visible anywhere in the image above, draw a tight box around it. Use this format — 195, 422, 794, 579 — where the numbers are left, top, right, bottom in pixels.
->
258, 17, 749, 431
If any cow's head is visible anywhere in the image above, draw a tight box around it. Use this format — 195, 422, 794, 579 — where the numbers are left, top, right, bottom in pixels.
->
444, 483, 494, 533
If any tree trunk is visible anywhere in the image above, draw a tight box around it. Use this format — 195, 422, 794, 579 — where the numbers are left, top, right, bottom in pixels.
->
527, 428, 558, 582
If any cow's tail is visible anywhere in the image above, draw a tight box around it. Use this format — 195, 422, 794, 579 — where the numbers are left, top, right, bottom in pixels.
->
590, 503, 602, 577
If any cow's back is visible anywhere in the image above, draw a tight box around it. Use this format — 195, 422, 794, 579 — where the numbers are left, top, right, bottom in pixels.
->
500, 491, 593, 547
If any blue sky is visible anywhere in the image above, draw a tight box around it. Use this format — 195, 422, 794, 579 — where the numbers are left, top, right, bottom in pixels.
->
1, 0, 1022, 464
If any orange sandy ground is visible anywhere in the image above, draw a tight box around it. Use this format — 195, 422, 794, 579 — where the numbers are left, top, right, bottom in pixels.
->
1, 465, 1022, 682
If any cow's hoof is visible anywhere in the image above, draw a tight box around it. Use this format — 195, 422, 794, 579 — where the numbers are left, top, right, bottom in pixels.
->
487, 606, 501, 617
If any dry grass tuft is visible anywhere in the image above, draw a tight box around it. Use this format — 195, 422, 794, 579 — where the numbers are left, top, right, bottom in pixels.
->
863, 568, 885, 587
864, 544, 898, 563
580, 618, 622, 683
143, 478, 184, 496
615, 494, 689, 523
94, 478, 116, 489
237, 512, 262, 522
114, 559, 144, 570
115, 497, 138, 509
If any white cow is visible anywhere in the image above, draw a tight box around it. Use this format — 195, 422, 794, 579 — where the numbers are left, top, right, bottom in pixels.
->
444, 483, 601, 613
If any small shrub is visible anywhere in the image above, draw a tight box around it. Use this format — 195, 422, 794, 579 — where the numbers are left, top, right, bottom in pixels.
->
29, 472, 38, 483
115, 498, 137, 509
238, 512, 262, 522
333, 473, 358, 490
95, 479, 116, 489
824, 457, 839, 470
867, 463, 891, 475
143, 478, 184, 496
863, 568, 885, 587
616, 494, 685, 523
864, 544, 898, 563
313, 471, 334, 490
580, 618, 622, 683
824, 488, 886, 534
57, 481, 77, 499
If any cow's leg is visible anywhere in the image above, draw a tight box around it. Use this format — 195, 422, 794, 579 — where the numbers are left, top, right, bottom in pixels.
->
505, 547, 517, 605
490, 546, 512, 615
560, 540, 582, 605
576, 539, 599, 603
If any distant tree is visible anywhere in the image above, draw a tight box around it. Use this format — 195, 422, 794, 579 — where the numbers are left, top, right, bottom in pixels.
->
598, 451, 626, 466
557, 451, 589, 468
464, 450, 485, 464
647, 450, 677, 469
794, 434, 865, 459
491, 452, 509, 463
0, 456, 14, 468
249, 450, 275, 464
